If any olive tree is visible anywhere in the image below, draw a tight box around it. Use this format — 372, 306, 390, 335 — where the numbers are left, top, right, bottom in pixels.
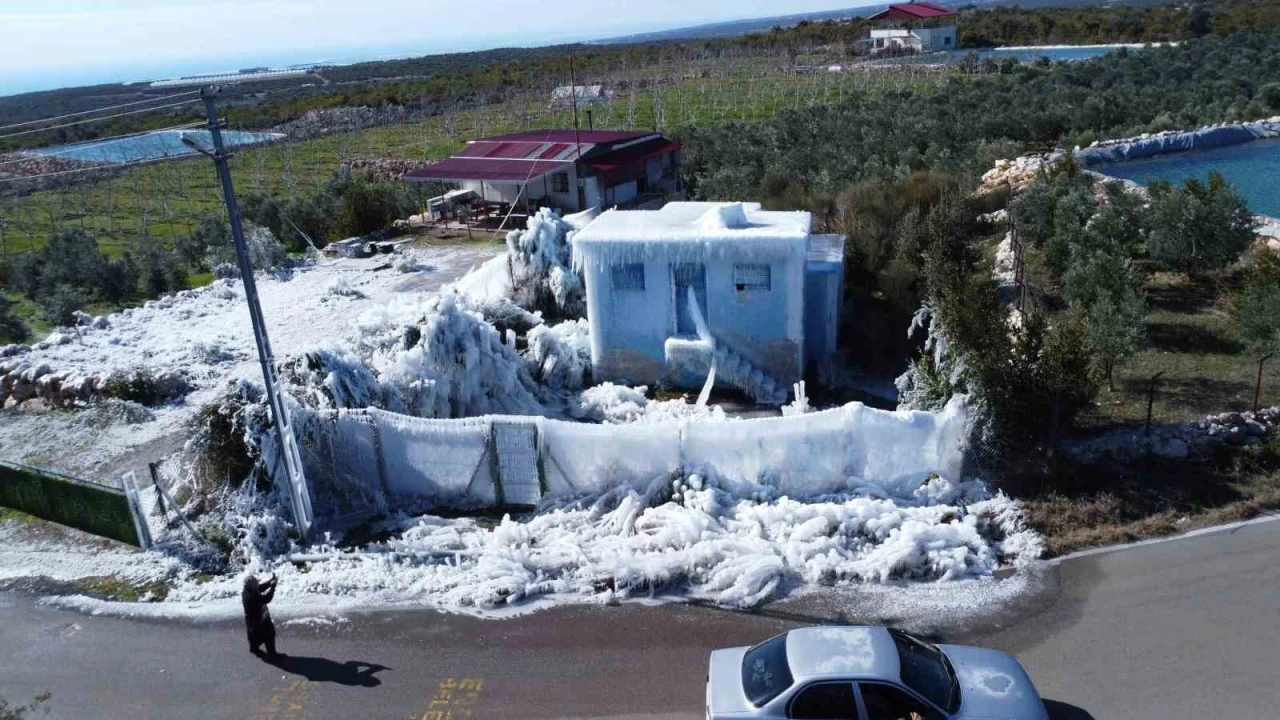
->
1146, 173, 1257, 276
1236, 252, 1280, 410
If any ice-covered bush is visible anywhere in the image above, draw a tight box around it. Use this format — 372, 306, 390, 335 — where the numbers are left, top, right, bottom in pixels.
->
506, 208, 586, 319
325, 275, 366, 299
469, 295, 543, 336
526, 319, 592, 391
380, 293, 549, 417
281, 348, 397, 410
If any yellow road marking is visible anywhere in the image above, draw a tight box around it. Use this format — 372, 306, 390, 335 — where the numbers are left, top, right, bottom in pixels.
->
417, 677, 485, 720
251, 678, 319, 720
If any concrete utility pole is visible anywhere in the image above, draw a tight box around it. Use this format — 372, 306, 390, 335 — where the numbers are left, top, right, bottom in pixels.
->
187, 86, 312, 539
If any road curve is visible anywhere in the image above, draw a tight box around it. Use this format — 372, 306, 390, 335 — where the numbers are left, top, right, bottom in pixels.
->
2, 517, 1278, 720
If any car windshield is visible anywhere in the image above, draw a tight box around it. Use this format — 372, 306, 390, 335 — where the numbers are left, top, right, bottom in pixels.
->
741, 633, 794, 707
889, 629, 959, 713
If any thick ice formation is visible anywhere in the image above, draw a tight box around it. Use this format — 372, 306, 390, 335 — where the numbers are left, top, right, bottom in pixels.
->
161, 470, 1039, 613
505, 207, 586, 317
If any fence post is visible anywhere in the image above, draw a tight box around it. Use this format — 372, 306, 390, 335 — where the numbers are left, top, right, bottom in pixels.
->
120, 472, 153, 550
489, 421, 506, 510
356, 410, 392, 500
535, 419, 549, 497
1146, 371, 1166, 437
147, 462, 166, 517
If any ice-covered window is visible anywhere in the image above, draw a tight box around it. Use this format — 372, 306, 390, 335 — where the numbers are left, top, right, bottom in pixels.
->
610, 263, 645, 291
551, 172, 569, 193
733, 263, 771, 292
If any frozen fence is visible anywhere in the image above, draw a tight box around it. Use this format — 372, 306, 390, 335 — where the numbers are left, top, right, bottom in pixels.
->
291, 397, 970, 530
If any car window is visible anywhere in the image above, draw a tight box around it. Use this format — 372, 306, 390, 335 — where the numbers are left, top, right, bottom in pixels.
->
888, 629, 957, 712
788, 682, 858, 719
742, 633, 794, 707
859, 683, 944, 720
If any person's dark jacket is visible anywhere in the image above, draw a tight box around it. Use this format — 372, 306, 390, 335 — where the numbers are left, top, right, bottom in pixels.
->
241, 576, 277, 636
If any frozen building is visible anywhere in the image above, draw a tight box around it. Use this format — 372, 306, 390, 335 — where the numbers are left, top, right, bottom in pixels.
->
866, 2, 958, 53
573, 202, 845, 404
404, 130, 682, 214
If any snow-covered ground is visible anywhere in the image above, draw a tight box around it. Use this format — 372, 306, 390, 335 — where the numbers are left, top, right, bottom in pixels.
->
0, 212, 1046, 624
9, 468, 1040, 620
0, 244, 496, 480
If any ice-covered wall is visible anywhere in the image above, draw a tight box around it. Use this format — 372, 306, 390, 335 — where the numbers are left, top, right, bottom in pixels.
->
296, 396, 971, 523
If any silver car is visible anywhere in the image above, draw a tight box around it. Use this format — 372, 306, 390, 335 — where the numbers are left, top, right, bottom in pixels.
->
706, 626, 1050, 720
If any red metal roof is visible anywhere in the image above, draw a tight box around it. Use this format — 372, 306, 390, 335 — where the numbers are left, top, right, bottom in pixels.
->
537, 143, 573, 159
868, 2, 957, 20
585, 138, 680, 171
404, 157, 572, 183
478, 129, 654, 144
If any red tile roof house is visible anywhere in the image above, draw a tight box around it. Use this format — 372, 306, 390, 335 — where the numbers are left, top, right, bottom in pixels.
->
404, 129, 683, 215
865, 2, 959, 54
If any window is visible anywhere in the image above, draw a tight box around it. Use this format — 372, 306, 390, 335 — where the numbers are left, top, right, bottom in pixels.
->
734, 263, 771, 292
788, 682, 857, 719
889, 629, 958, 713
859, 683, 944, 720
742, 633, 793, 707
944, 36, 952, 46
551, 172, 569, 193
610, 263, 645, 291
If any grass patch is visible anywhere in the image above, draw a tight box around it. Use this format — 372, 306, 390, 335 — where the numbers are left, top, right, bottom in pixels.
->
1021, 441, 1280, 556
0, 506, 33, 524
1077, 269, 1280, 429
73, 575, 170, 602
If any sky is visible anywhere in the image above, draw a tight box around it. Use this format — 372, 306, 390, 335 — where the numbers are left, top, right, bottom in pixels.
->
0, 0, 873, 97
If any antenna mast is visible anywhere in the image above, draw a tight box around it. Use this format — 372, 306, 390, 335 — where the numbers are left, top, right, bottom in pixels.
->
569, 53, 581, 159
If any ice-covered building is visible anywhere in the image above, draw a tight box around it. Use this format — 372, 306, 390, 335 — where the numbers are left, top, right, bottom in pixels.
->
865, 2, 958, 53
573, 202, 845, 404
404, 130, 683, 214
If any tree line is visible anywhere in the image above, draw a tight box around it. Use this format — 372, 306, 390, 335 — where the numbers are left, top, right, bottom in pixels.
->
0, 171, 419, 342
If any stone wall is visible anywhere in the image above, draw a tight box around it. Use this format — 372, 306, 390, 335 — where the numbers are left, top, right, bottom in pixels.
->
1064, 407, 1280, 464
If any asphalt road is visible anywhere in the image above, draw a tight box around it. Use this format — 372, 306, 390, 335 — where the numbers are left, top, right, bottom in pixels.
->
2, 518, 1278, 720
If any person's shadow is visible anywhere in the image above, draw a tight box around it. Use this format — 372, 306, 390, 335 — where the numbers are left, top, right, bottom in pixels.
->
265, 655, 389, 687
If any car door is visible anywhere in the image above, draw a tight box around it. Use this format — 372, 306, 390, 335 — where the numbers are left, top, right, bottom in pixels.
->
856, 682, 946, 720
787, 681, 859, 720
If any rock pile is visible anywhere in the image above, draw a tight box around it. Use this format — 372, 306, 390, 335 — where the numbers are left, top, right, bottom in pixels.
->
1065, 407, 1280, 464
272, 106, 410, 139
0, 152, 107, 178
0, 359, 188, 408
977, 155, 1048, 194
342, 157, 418, 182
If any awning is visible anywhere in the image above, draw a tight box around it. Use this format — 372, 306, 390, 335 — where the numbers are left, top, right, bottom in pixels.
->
404, 157, 572, 184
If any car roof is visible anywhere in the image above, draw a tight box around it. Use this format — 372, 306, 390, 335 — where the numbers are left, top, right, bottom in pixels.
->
785, 626, 901, 682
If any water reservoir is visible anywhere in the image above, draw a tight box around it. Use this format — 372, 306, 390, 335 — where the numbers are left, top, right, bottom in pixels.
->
1094, 138, 1280, 218
31, 129, 283, 165
868, 44, 1150, 66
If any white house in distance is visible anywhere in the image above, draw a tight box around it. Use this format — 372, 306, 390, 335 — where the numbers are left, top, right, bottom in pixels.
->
573, 202, 845, 404
866, 2, 959, 53
404, 129, 682, 214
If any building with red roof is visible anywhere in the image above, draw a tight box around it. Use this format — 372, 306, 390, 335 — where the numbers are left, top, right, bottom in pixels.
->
404, 129, 682, 214
865, 2, 959, 54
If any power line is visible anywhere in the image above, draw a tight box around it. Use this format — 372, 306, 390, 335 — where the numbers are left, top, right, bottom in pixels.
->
0, 98, 200, 142
0, 120, 206, 169
0, 91, 201, 132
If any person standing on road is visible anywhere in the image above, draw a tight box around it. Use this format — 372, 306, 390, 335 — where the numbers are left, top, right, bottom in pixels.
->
242, 574, 280, 660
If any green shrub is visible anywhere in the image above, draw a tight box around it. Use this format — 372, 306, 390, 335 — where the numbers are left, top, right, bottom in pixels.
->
37, 284, 85, 327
